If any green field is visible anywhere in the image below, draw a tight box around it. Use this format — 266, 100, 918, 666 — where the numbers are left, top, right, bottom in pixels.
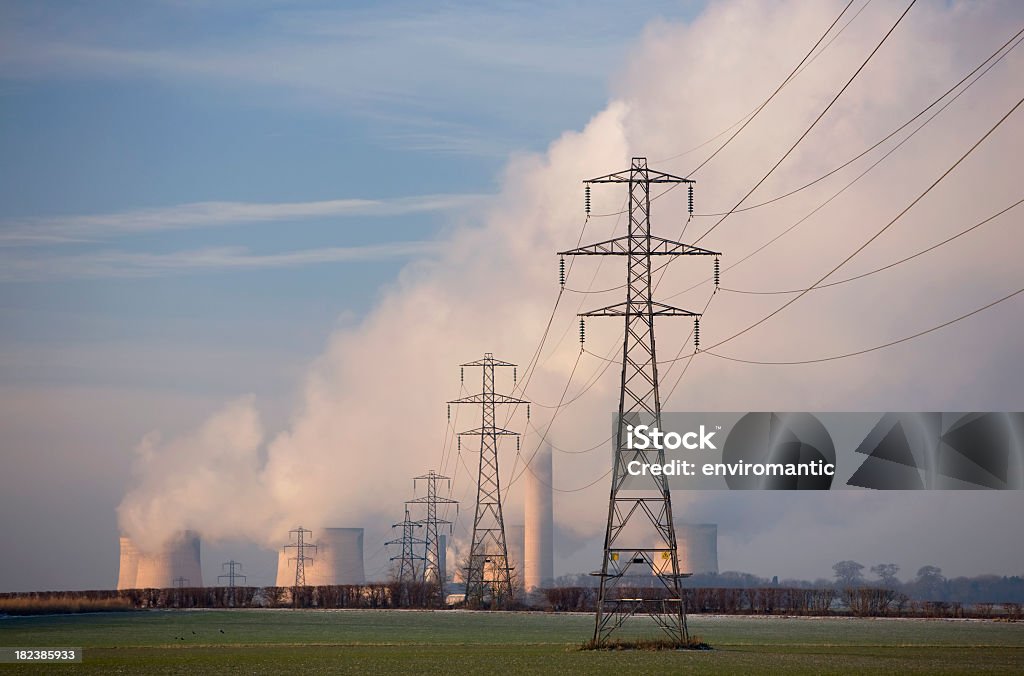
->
1, 610, 1022, 674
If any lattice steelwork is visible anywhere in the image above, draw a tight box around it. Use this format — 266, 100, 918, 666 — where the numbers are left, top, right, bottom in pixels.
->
285, 526, 316, 589
559, 157, 720, 645
449, 353, 527, 608
407, 470, 457, 600
217, 560, 246, 588
386, 506, 426, 586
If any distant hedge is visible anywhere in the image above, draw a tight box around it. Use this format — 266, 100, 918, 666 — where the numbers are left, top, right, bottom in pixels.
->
1, 585, 1020, 619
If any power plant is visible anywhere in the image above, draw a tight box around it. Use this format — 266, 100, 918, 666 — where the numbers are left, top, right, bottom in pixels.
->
275, 528, 366, 586
676, 522, 719, 575
524, 443, 554, 590
117, 530, 203, 589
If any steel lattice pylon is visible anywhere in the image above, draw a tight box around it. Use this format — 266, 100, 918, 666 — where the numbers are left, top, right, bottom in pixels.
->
407, 470, 457, 601
218, 560, 246, 607
386, 506, 426, 586
560, 157, 720, 645
449, 353, 527, 608
284, 526, 316, 608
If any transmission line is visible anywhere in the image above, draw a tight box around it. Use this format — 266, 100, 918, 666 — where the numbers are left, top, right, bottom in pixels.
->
722, 197, 1024, 295
707, 285, 1024, 365
701, 91, 1024, 353
575, 24, 1023, 300
591, 0, 868, 220
694, 24, 1024, 218
683, 0, 858, 176
692, 0, 918, 246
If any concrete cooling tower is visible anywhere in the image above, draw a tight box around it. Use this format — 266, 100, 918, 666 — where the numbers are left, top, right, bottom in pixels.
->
117, 530, 203, 589
676, 523, 719, 575
116, 537, 141, 590
524, 444, 554, 590
275, 528, 365, 586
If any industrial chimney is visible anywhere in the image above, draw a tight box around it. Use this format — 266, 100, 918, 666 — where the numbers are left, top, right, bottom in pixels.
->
524, 444, 554, 590
275, 527, 365, 586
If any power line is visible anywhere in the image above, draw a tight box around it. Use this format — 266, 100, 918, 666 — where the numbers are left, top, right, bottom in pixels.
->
684, 0, 858, 176
592, 0, 867, 220
662, 34, 1024, 305
655, 0, 875, 167
693, 24, 1024, 218
574, 24, 1023, 301
701, 91, 1024, 353
507, 347, 583, 489
497, 207, 631, 482
707, 285, 1024, 365
692, 0, 918, 246
721, 197, 1024, 295
519, 457, 611, 494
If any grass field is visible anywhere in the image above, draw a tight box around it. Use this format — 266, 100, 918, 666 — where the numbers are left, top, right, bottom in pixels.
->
1, 609, 1022, 674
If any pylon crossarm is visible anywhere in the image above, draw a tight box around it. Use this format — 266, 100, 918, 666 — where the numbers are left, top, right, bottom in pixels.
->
448, 393, 528, 405
585, 166, 694, 184
460, 357, 515, 368
560, 235, 718, 257
580, 301, 702, 317
457, 427, 520, 436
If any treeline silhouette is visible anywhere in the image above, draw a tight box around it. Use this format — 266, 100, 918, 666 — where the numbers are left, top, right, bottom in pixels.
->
2, 580, 1022, 619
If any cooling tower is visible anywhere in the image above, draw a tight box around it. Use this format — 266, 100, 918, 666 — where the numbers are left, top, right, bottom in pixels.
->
123, 530, 203, 588
676, 522, 719, 575
116, 536, 140, 590
524, 443, 555, 590
275, 527, 365, 586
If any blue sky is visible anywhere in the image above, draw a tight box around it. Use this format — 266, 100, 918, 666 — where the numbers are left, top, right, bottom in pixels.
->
0, 0, 700, 399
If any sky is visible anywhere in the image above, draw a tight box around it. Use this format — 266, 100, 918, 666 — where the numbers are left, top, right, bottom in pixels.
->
1, 0, 1023, 592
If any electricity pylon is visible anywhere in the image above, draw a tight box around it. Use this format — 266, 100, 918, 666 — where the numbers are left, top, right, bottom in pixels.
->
218, 560, 246, 606
218, 560, 246, 588
559, 157, 720, 646
449, 353, 528, 608
387, 505, 426, 586
407, 470, 458, 599
285, 526, 316, 608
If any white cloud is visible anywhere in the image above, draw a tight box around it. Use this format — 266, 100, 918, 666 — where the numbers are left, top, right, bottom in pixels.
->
0, 194, 486, 243
0, 242, 441, 281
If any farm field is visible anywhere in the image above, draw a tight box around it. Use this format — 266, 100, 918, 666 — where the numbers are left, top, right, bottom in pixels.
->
1, 609, 1022, 674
